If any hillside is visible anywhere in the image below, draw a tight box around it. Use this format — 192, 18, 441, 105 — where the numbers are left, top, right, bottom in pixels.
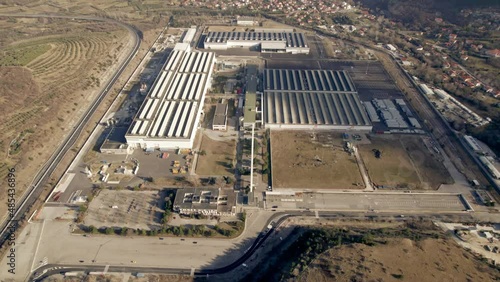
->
358, 0, 500, 26
299, 238, 498, 282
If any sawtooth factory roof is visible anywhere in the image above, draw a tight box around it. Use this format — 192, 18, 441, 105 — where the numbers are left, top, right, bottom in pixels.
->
205, 31, 308, 48
264, 69, 356, 93
263, 69, 371, 129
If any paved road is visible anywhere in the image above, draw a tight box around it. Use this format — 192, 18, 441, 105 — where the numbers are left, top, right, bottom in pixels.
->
0, 13, 141, 250
29, 210, 479, 281
353, 146, 374, 191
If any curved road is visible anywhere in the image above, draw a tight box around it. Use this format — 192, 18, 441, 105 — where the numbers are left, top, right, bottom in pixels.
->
0, 14, 141, 250
31, 212, 296, 281
29, 211, 472, 281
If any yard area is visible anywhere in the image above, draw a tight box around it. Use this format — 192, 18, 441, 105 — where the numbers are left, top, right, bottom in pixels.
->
85, 189, 166, 230
359, 135, 453, 189
270, 131, 363, 189
196, 134, 236, 176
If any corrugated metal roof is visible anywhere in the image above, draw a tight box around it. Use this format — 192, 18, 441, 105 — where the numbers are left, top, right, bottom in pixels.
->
263, 69, 370, 128
126, 49, 215, 140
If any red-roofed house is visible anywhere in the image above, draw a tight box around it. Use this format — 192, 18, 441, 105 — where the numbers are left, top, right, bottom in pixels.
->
486, 49, 500, 58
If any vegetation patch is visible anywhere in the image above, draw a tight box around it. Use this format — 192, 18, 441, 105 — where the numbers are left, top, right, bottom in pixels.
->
0, 44, 51, 66
244, 221, 446, 282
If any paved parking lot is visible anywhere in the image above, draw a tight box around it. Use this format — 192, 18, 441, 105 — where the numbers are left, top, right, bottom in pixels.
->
130, 149, 191, 179
266, 192, 469, 212
86, 190, 165, 229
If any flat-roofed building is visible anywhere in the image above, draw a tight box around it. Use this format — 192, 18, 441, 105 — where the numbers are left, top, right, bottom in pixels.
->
125, 46, 216, 150
263, 69, 372, 131
173, 187, 237, 216
479, 156, 500, 180
212, 102, 228, 131
181, 27, 197, 44
243, 64, 259, 127
463, 135, 483, 153
204, 30, 309, 54
236, 16, 258, 26
100, 127, 132, 154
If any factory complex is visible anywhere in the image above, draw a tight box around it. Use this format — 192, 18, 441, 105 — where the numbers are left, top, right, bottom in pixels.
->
125, 43, 216, 150
204, 30, 310, 54
263, 69, 372, 130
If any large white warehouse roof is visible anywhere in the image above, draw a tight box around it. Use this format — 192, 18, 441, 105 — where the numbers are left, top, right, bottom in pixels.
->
126, 49, 216, 149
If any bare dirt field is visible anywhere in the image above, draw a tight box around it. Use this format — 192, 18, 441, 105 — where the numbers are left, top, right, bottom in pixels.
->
359, 135, 453, 189
85, 189, 165, 229
196, 134, 236, 176
300, 237, 498, 282
271, 131, 363, 189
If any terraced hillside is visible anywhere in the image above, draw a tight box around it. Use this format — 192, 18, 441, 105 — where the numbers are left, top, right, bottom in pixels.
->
0, 19, 130, 219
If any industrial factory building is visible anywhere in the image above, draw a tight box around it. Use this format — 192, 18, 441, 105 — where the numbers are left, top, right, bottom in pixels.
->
243, 64, 259, 127
125, 45, 216, 150
263, 69, 372, 131
203, 30, 309, 54
479, 156, 500, 180
464, 135, 484, 153
173, 188, 237, 216
212, 102, 228, 131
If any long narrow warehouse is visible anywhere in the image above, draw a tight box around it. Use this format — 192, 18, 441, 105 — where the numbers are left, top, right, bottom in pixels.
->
125, 44, 216, 150
263, 69, 372, 131
203, 30, 309, 54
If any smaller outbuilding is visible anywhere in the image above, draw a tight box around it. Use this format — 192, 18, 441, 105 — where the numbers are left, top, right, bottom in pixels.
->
212, 103, 228, 131
100, 127, 132, 154
236, 16, 258, 26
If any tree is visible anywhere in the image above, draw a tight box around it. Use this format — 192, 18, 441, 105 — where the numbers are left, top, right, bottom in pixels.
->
199, 150, 207, 156
224, 176, 233, 184
105, 227, 114, 235
79, 205, 88, 213
208, 177, 217, 185
89, 225, 98, 234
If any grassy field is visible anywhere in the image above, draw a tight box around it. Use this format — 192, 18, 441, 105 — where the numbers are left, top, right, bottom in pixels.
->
271, 131, 363, 189
0, 43, 51, 66
359, 135, 453, 189
196, 135, 236, 176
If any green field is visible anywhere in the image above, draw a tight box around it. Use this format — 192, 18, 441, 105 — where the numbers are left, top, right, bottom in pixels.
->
0, 43, 51, 66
